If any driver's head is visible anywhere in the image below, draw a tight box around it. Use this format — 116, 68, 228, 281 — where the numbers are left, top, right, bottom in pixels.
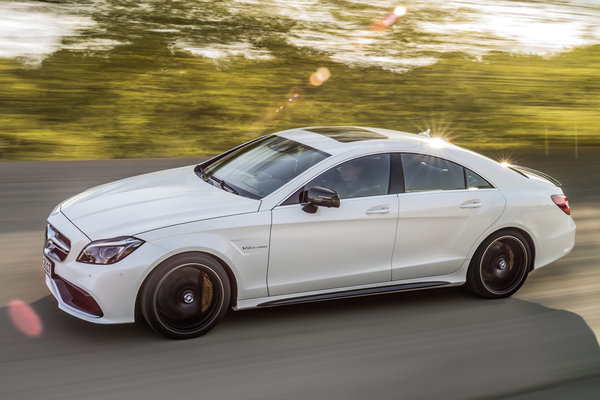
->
339, 162, 362, 183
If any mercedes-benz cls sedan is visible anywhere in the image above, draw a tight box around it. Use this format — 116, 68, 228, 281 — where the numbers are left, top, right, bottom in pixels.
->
43, 126, 576, 338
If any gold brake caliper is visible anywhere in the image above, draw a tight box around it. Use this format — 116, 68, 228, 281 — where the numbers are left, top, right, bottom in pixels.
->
201, 272, 214, 313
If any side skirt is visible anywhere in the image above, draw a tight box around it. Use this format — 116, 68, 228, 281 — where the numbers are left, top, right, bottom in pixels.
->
256, 281, 450, 308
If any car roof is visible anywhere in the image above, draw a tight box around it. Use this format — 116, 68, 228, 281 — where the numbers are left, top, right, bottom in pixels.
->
258, 126, 555, 209
274, 126, 450, 156
272, 126, 515, 186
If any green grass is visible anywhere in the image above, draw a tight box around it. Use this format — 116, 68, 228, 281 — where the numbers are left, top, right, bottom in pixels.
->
0, 9, 599, 160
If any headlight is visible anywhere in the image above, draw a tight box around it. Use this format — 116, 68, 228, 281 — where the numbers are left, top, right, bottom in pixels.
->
77, 237, 144, 265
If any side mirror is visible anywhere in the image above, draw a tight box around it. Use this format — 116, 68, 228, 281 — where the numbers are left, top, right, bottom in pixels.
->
302, 186, 340, 214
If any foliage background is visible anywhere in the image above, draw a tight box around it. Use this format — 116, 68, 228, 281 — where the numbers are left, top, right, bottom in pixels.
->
0, 0, 598, 160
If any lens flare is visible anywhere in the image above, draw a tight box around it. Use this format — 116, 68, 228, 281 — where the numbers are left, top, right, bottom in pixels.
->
382, 14, 399, 28
428, 137, 447, 148
309, 67, 331, 86
414, 118, 460, 145
394, 6, 407, 17
267, 92, 302, 120
371, 5, 407, 31
8, 299, 43, 337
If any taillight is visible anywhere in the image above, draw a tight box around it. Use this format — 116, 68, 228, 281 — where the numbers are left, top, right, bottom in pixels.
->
551, 194, 570, 215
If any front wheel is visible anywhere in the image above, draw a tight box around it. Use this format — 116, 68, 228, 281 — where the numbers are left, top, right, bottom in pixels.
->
141, 253, 231, 339
466, 230, 532, 298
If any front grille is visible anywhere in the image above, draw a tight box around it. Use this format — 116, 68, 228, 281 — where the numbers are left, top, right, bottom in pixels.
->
44, 224, 71, 262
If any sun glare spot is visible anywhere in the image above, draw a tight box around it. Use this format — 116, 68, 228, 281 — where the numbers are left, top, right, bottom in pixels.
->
394, 6, 407, 17
372, 4, 407, 31
428, 137, 447, 148
8, 299, 43, 337
309, 67, 331, 86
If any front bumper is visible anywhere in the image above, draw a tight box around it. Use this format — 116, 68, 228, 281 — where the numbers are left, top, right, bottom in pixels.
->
45, 211, 169, 324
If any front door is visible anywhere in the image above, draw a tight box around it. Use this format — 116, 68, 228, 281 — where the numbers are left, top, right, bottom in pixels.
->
268, 154, 397, 296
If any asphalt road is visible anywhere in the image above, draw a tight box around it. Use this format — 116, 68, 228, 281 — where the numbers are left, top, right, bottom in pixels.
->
1, 147, 599, 399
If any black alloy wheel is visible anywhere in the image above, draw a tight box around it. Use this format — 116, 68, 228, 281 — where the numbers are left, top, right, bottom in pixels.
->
141, 253, 231, 339
466, 230, 532, 298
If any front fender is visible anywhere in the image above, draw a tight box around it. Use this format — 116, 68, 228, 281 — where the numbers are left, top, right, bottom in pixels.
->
136, 211, 271, 300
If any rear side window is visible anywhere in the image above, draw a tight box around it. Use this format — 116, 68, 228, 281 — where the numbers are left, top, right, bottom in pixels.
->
400, 154, 494, 192
402, 154, 465, 192
466, 168, 493, 189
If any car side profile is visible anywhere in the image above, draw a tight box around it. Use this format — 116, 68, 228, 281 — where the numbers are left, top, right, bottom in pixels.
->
43, 126, 576, 339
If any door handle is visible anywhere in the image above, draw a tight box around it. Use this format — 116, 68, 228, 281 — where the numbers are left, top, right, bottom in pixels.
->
460, 200, 482, 209
365, 206, 391, 215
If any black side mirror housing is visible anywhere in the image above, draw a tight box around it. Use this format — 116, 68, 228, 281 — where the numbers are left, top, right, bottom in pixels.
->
302, 186, 340, 213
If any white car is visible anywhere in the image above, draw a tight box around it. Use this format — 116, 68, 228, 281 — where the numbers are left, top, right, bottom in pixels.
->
43, 126, 576, 339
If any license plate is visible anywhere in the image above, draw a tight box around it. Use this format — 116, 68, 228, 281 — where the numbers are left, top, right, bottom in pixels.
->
42, 255, 54, 276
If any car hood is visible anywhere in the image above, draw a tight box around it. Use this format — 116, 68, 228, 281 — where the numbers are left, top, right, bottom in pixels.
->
60, 166, 260, 240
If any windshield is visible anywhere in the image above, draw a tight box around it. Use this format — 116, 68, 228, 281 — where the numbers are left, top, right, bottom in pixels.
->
201, 135, 330, 199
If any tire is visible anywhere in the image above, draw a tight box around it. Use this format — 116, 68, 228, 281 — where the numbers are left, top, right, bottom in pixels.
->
466, 230, 532, 299
141, 253, 231, 339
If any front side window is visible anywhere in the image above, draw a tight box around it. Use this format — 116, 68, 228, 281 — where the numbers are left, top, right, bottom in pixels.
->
295, 154, 390, 202
202, 135, 330, 199
402, 153, 465, 192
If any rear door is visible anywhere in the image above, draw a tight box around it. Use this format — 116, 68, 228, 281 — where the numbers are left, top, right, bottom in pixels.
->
391, 153, 506, 281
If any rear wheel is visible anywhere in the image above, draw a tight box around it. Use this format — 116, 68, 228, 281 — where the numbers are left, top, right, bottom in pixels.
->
466, 230, 531, 298
141, 253, 230, 339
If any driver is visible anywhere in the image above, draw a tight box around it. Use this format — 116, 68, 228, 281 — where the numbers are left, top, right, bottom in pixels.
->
333, 161, 369, 198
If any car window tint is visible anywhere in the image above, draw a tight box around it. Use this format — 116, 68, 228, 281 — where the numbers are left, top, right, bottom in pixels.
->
402, 154, 465, 192
466, 168, 493, 189
306, 154, 391, 200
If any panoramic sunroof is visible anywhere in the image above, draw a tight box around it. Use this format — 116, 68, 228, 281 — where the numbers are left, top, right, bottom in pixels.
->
305, 127, 388, 142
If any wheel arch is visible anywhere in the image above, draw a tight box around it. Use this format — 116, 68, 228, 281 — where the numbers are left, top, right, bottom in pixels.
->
471, 226, 536, 271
